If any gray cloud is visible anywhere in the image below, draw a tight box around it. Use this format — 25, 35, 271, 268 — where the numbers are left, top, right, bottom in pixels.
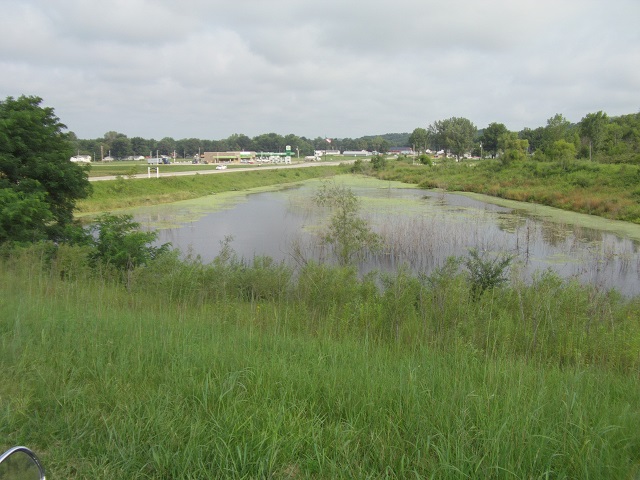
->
1, 0, 638, 139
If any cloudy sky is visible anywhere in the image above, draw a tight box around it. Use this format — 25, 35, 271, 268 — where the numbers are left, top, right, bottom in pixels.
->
1, 0, 638, 141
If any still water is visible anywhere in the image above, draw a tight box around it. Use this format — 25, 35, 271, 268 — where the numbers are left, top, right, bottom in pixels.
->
132, 178, 640, 296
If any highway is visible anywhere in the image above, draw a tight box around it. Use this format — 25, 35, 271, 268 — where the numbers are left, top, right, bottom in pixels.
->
89, 160, 351, 182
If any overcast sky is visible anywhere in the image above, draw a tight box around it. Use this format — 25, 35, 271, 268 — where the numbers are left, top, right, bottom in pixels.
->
1, 0, 638, 141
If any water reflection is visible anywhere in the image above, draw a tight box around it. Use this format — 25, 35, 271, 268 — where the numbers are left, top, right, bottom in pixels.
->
132, 182, 640, 296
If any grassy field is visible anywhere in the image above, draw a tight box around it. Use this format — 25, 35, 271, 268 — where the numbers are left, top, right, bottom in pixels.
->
1, 244, 640, 478
372, 158, 640, 224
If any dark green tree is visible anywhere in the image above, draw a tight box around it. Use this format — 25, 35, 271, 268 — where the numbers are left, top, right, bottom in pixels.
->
480, 122, 508, 158
428, 117, 477, 160
110, 135, 132, 159
409, 127, 429, 153
579, 111, 609, 156
0, 95, 92, 242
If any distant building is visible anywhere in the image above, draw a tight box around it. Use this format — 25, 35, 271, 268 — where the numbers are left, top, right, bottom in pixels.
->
201, 151, 256, 163
343, 150, 371, 157
389, 147, 414, 155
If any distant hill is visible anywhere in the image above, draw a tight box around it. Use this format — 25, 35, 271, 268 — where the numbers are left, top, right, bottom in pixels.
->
361, 133, 411, 147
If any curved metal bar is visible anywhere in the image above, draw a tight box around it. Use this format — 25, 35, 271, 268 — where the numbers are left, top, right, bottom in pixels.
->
0, 446, 46, 480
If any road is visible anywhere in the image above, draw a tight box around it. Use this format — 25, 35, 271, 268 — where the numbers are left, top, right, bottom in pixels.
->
89, 160, 351, 182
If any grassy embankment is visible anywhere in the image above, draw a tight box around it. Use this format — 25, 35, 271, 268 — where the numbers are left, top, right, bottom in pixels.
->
372, 158, 640, 224
1, 239, 640, 478
77, 164, 345, 214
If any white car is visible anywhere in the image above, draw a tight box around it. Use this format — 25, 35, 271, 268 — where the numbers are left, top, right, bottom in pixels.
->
215, 164, 227, 170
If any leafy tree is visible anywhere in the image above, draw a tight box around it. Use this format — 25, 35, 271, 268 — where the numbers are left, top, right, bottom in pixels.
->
253, 132, 284, 153
130, 136, 151, 156
315, 182, 382, 266
541, 114, 573, 152
498, 132, 529, 166
547, 139, 577, 168
371, 154, 387, 171
519, 127, 545, 153
89, 214, 169, 272
0, 95, 92, 242
0, 189, 52, 243
110, 135, 132, 159
409, 128, 429, 153
428, 117, 477, 160
157, 137, 176, 156
579, 111, 609, 156
480, 122, 508, 158
226, 133, 252, 151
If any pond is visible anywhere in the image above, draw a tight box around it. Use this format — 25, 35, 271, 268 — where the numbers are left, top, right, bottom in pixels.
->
130, 176, 640, 296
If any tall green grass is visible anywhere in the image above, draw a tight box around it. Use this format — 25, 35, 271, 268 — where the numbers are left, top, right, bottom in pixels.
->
1, 244, 640, 478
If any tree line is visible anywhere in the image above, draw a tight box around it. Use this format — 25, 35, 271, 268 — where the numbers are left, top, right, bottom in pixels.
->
408, 111, 640, 164
73, 111, 640, 164
71, 131, 398, 160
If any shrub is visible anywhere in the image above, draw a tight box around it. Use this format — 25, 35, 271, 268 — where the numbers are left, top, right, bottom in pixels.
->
464, 248, 513, 300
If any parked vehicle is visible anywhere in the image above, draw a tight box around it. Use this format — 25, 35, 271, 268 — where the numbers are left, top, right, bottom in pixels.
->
0, 446, 46, 479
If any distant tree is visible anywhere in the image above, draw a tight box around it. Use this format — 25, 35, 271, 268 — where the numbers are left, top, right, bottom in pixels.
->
226, 133, 252, 151
131, 136, 151, 156
519, 126, 545, 153
428, 117, 477, 160
480, 122, 508, 158
371, 154, 387, 171
579, 111, 609, 156
542, 114, 573, 152
253, 133, 285, 152
547, 139, 577, 168
157, 137, 176, 156
110, 135, 132, 159
368, 136, 387, 153
498, 132, 529, 166
0, 95, 92, 242
409, 128, 429, 153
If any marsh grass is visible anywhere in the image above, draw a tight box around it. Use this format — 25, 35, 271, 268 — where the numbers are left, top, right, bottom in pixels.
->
2, 244, 640, 478
376, 159, 640, 224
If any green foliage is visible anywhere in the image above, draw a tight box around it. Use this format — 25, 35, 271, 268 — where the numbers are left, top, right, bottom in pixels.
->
0, 189, 52, 244
428, 117, 477, 160
315, 182, 383, 265
547, 139, 577, 168
0, 95, 92, 241
408, 127, 429, 152
418, 153, 432, 165
464, 248, 513, 300
498, 132, 529, 166
370, 154, 387, 171
89, 213, 169, 272
349, 158, 367, 173
480, 122, 509, 158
